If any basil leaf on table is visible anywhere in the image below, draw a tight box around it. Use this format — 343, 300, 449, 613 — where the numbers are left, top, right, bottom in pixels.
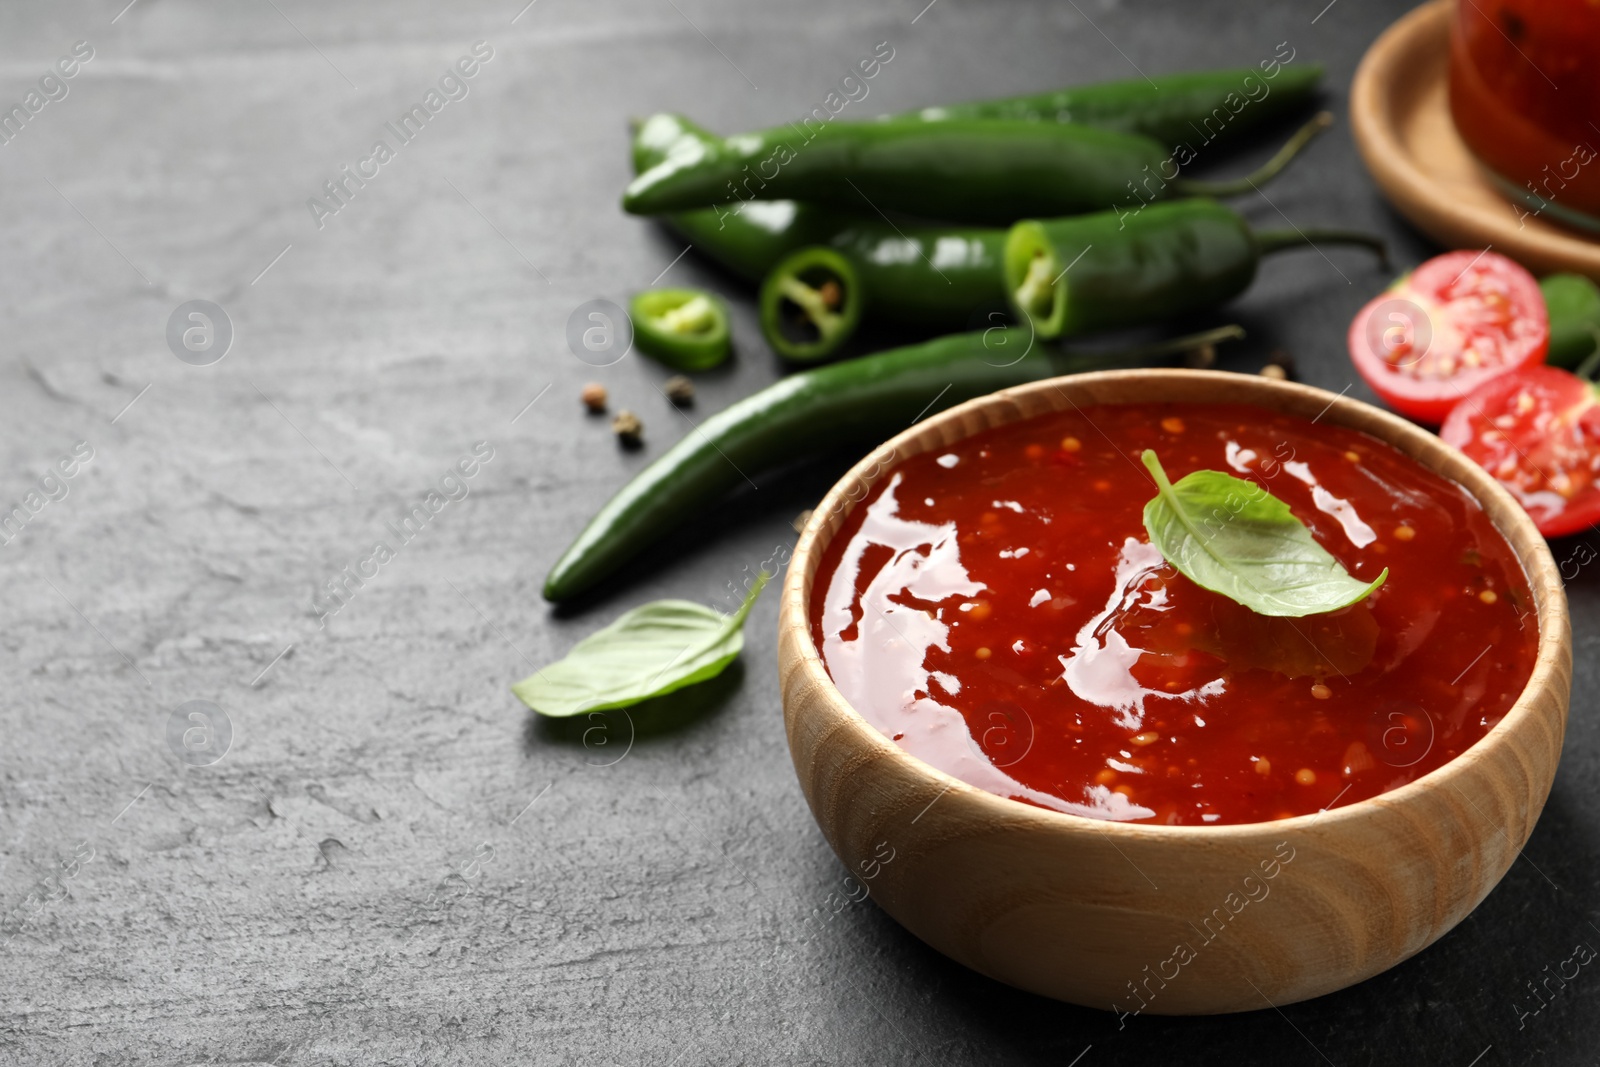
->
512, 571, 770, 717
1140, 450, 1386, 617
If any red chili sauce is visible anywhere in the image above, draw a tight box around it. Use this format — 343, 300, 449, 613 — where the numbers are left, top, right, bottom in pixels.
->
811, 404, 1539, 825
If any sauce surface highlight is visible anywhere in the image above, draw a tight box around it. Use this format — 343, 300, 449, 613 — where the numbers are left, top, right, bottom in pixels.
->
811, 403, 1538, 825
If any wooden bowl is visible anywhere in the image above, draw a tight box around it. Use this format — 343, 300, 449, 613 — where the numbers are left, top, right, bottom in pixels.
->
777, 369, 1570, 1014
1350, 0, 1600, 279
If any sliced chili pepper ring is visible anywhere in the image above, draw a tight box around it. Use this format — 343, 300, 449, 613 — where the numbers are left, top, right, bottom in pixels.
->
759, 247, 865, 363
630, 288, 733, 371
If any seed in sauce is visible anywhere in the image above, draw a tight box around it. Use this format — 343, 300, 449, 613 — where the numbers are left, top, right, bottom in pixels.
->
1480, 589, 1498, 605
975, 647, 992, 660
1061, 436, 1082, 452
1161, 417, 1186, 434
1295, 768, 1317, 785
1311, 683, 1332, 700
1394, 524, 1417, 541
1342, 741, 1375, 776
1255, 758, 1272, 776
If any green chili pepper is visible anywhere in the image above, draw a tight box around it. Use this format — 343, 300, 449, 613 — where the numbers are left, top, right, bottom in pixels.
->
890, 65, 1324, 153
827, 223, 1007, 328
766, 159, 1350, 361
1004, 199, 1388, 340
623, 112, 1329, 225
542, 324, 1245, 602
1540, 273, 1600, 369
630, 288, 733, 370
759, 225, 1008, 360
757, 247, 865, 363
629, 64, 1324, 281
631, 114, 853, 283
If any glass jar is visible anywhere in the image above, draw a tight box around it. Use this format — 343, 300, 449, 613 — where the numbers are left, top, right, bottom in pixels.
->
1449, 0, 1600, 233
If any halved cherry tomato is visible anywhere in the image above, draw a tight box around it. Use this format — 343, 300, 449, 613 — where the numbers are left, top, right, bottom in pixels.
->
1348, 250, 1548, 424
1441, 364, 1600, 538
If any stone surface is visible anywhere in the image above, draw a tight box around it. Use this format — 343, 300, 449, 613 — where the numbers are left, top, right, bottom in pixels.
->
0, 0, 1595, 1063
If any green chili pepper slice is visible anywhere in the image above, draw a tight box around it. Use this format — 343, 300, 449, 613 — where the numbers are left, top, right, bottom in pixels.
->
1540, 273, 1600, 369
542, 323, 1245, 603
758, 247, 865, 363
1004, 199, 1388, 340
630, 288, 733, 371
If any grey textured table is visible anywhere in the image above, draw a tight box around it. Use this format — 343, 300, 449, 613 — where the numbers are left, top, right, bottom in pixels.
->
2, 1, 1597, 1063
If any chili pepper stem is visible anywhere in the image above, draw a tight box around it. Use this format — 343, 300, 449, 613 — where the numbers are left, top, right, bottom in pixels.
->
1253, 228, 1390, 269
1171, 111, 1333, 199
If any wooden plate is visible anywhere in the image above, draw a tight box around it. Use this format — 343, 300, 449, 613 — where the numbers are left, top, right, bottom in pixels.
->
1350, 0, 1600, 279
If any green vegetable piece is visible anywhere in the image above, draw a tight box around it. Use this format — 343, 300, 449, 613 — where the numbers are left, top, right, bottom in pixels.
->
1540, 273, 1600, 370
892, 66, 1324, 153
631, 288, 732, 371
1004, 199, 1388, 341
758, 247, 866, 363
623, 112, 1331, 226
513, 571, 769, 717
626, 62, 1324, 282
826, 221, 1008, 332
542, 323, 1245, 603
1139, 450, 1386, 618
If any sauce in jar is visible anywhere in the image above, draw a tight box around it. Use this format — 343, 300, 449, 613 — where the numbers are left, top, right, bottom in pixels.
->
811, 404, 1538, 825
1449, 0, 1600, 229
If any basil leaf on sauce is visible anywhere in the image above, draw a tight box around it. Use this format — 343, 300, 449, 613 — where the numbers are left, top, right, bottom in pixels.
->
1140, 450, 1386, 618
512, 572, 769, 717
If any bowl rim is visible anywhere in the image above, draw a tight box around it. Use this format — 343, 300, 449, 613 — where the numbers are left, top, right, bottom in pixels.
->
781, 367, 1570, 842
